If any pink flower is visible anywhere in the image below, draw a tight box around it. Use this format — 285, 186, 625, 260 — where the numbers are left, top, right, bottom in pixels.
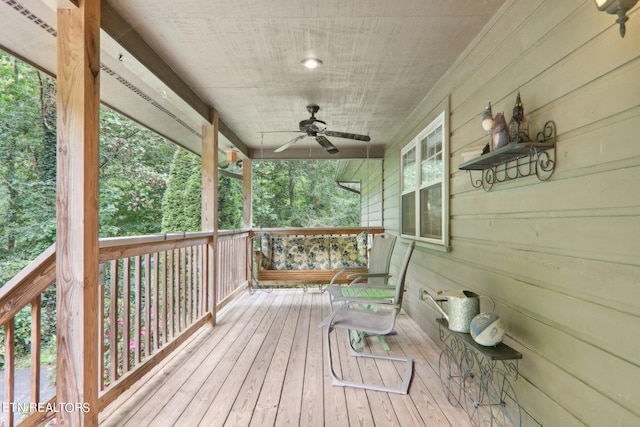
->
129, 340, 136, 350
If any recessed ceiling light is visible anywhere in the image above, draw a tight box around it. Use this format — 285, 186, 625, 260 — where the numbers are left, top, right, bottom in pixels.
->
301, 58, 323, 69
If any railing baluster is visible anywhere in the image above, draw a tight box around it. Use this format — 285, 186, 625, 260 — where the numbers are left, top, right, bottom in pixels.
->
122, 257, 131, 374
98, 280, 105, 391
198, 244, 204, 317
202, 244, 209, 315
174, 248, 180, 334
134, 256, 142, 365
144, 253, 151, 359
192, 245, 197, 320
186, 246, 192, 324
30, 296, 42, 405
153, 252, 159, 353
181, 247, 186, 330
161, 251, 168, 346
4, 319, 15, 427
194, 246, 199, 320
168, 249, 174, 340
110, 259, 118, 382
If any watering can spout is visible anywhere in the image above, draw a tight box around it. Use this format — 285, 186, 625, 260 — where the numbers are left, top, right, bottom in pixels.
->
424, 293, 449, 321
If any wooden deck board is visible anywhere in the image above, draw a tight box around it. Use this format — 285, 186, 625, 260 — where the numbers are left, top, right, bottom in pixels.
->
100, 289, 470, 427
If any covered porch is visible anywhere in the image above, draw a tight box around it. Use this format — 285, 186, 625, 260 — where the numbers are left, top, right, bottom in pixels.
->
1, 0, 639, 426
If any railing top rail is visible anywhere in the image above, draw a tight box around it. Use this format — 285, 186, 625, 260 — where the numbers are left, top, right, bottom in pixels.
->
0, 243, 56, 325
98, 231, 214, 249
250, 226, 384, 236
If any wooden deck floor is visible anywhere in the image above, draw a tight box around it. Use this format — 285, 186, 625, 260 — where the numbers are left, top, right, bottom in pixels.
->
99, 288, 470, 427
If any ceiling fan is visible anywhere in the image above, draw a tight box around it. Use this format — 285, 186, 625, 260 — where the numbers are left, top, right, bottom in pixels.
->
274, 104, 370, 154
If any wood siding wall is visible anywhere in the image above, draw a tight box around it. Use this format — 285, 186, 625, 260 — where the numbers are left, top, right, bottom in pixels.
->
382, 1, 640, 426
361, 160, 384, 227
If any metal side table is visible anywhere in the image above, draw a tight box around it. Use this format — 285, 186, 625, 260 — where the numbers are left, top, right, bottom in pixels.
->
436, 318, 523, 427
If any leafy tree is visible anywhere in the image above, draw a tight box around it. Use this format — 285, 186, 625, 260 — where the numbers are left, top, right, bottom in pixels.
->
0, 53, 53, 280
161, 150, 245, 231
162, 149, 201, 232
252, 160, 360, 228
98, 107, 175, 237
218, 174, 243, 229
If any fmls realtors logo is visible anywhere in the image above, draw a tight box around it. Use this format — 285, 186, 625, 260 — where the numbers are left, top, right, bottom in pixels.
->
2, 401, 91, 414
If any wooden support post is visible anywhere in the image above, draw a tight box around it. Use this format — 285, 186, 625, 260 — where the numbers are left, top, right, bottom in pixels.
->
242, 158, 252, 284
56, 0, 100, 425
202, 109, 218, 324
242, 157, 252, 229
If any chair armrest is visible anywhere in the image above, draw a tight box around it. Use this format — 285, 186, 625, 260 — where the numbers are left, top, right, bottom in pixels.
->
347, 273, 391, 285
345, 300, 400, 309
346, 272, 389, 279
329, 266, 369, 286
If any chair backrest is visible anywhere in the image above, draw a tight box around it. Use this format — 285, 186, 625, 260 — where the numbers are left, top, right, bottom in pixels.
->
393, 241, 416, 308
367, 234, 397, 284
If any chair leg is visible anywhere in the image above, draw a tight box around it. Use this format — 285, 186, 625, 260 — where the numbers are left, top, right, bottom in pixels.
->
325, 325, 413, 394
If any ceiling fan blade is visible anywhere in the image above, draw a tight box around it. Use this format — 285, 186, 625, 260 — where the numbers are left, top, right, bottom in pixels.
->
324, 130, 371, 141
274, 134, 307, 153
316, 135, 339, 154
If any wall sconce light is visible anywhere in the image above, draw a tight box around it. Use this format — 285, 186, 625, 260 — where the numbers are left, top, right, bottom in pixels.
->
220, 150, 243, 172
595, 0, 638, 37
226, 150, 238, 164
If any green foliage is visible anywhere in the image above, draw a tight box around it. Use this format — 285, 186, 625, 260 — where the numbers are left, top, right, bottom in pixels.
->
162, 149, 202, 232
161, 151, 245, 231
0, 50, 175, 364
98, 107, 176, 237
0, 53, 53, 272
252, 160, 360, 228
218, 174, 243, 229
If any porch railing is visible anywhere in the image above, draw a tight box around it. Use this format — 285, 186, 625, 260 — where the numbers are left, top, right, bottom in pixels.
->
0, 230, 250, 427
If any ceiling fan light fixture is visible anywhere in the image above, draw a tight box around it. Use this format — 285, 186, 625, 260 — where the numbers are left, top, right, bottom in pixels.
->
301, 58, 323, 69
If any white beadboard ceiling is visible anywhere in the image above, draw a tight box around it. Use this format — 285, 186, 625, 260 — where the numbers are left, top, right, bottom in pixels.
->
0, 0, 506, 158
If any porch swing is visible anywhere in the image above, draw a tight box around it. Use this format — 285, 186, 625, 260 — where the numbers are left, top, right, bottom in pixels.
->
249, 133, 379, 291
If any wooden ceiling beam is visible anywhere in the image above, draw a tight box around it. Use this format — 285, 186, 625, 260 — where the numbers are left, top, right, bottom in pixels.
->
249, 145, 385, 160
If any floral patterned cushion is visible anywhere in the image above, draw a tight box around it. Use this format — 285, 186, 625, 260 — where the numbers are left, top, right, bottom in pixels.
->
270, 236, 289, 270
329, 235, 367, 269
259, 233, 272, 269
356, 231, 368, 266
304, 236, 331, 269
261, 233, 367, 271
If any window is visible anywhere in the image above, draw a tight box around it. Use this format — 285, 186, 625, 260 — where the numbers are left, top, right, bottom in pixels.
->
401, 111, 449, 247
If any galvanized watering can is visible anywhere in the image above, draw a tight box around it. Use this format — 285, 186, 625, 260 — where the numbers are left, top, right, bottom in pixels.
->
425, 290, 480, 333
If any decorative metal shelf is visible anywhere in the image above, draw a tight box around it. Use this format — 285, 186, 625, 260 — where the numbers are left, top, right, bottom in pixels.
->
436, 318, 523, 426
459, 121, 557, 191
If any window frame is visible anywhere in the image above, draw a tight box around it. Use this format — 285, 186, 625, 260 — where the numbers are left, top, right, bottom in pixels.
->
400, 111, 450, 249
